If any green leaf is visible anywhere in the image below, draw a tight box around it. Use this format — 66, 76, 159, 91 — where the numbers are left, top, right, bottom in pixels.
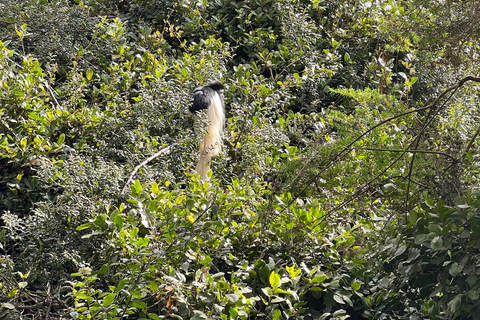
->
226, 293, 239, 303
130, 227, 139, 238
274, 288, 291, 295
76, 223, 91, 231
448, 262, 463, 277
149, 313, 160, 320
103, 293, 115, 306
415, 234, 427, 244
448, 294, 462, 313
351, 282, 361, 290
272, 309, 282, 320
286, 265, 301, 278
191, 310, 208, 320
261, 287, 273, 297
152, 181, 159, 194
199, 255, 212, 265
311, 275, 328, 283
428, 224, 443, 235
18, 281, 28, 289
86, 68, 93, 81
8, 288, 18, 297
468, 290, 479, 300
394, 245, 407, 257
97, 265, 108, 275
333, 294, 345, 304
114, 214, 124, 230
269, 271, 281, 289
133, 180, 142, 193
57, 133, 65, 144
326, 280, 340, 289
332, 309, 347, 317
431, 236, 444, 250
467, 275, 477, 286
410, 77, 418, 85
258, 265, 270, 282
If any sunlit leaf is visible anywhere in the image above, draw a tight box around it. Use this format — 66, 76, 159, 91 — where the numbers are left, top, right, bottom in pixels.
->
269, 271, 280, 289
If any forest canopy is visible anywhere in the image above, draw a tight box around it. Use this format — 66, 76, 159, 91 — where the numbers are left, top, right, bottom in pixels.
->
1, 0, 480, 319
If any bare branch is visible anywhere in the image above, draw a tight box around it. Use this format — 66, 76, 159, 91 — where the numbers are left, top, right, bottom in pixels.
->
121, 144, 176, 195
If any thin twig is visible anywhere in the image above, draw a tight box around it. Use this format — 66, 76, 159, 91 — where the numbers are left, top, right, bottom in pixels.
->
461, 125, 480, 162
355, 147, 457, 162
45, 82, 62, 110
121, 144, 176, 195
287, 75, 480, 223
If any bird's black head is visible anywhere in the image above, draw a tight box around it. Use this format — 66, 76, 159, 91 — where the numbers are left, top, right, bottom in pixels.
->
207, 80, 224, 91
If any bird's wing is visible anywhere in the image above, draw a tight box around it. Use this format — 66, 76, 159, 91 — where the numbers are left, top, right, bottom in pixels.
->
190, 87, 213, 113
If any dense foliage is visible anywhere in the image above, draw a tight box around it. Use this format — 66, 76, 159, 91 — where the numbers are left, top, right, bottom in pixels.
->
1, 0, 479, 319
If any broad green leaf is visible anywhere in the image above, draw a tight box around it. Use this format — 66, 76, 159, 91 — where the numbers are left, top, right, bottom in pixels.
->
152, 181, 159, 195
333, 294, 345, 304
351, 282, 361, 290
448, 294, 462, 313
269, 271, 280, 289
428, 224, 443, 235
467, 275, 477, 286
332, 309, 347, 317
130, 227, 139, 237
286, 265, 301, 278
272, 309, 282, 320
261, 287, 272, 297
57, 133, 65, 144
97, 265, 108, 276
226, 293, 239, 303
102, 293, 115, 306
448, 262, 463, 277
415, 234, 427, 244
86, 68, 93, 81
133, 180, 142, 193
310, 286, 323, 292
326, 280, 340, 289
468, 290, 479, 300
199, 255, 212, 265
431, 236, 443, 251
114, 214, 124, 229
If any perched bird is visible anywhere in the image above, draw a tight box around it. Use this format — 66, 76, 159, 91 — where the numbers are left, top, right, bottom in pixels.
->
189, 81, 225, 178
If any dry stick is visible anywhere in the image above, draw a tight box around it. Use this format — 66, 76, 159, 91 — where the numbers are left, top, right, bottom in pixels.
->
121, 144, 176, 195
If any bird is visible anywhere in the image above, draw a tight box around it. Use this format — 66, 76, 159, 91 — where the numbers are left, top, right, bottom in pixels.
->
189, 80, 225, 178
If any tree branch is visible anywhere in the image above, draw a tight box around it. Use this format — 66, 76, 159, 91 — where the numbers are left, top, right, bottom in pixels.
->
355, 147, 457, 162
121, 144, 176, 195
